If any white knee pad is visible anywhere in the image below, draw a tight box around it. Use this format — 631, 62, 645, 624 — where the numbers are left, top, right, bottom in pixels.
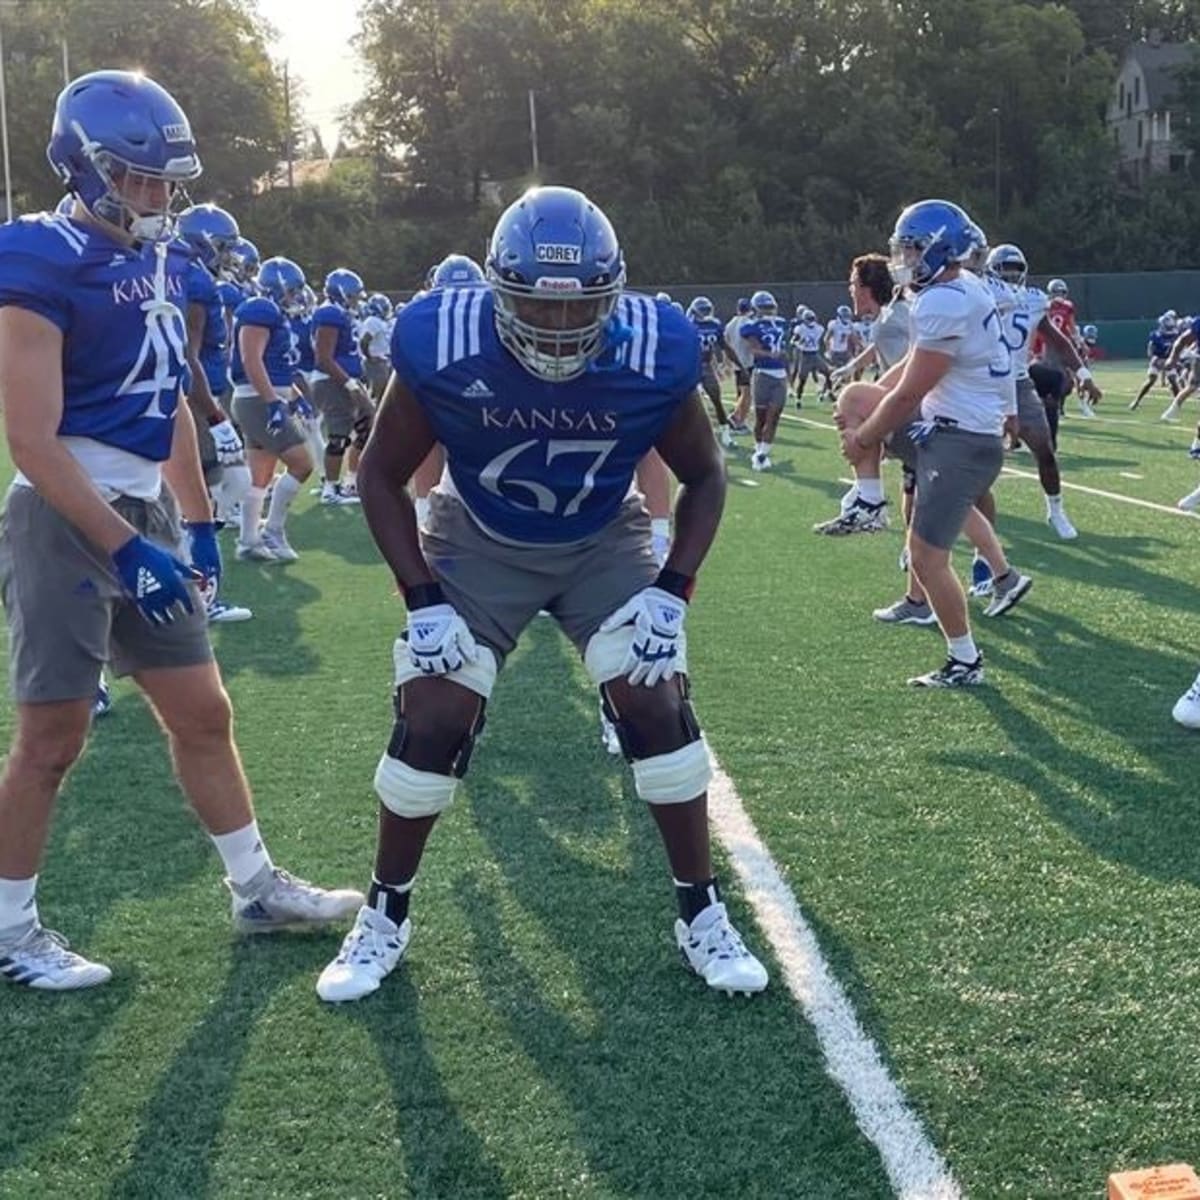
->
374, 754, 458, 818
633, 737, 712, 805
392, 638, 498, 700
584, 623, 689, 686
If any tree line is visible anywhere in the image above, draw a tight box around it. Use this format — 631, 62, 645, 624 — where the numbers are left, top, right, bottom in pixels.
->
6, 0, 1200, 289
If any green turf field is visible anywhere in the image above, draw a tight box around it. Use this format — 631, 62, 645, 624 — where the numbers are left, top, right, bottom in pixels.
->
3, 361, 1200, 1199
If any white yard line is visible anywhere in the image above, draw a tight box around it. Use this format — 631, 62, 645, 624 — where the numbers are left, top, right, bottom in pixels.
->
707, 759, 962, 1200
779, 412, 1198, 520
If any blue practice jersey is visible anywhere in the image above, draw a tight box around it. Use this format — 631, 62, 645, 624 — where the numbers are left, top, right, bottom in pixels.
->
691, 316, 724, 364
217, 279, 246, 312
231, 296, 299, 388
391, 288, 701, 544
290, 312, 315, 373
185, 259, 230, 394
1149, 329, 1174, 359
739, 316, 789, 370
0, 213, 191, 462
312, 302, 363, 379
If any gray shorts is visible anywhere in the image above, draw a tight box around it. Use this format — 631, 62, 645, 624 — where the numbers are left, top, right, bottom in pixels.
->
910, 426, 1004, 550
700, 364, 721, 406
796, 351, 828, 380
1016, 377, 1051, 444
1188, 359, 1200, 388
751, 372, 787, 409
313, 377, 373, 440
0, 486, 212, 703
420, 492, 658, 664
828, 350, 851, 368
365, 358, 390, 398
231, 391, 306, 456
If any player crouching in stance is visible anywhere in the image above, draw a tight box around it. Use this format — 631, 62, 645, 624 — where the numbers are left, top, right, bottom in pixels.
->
0, 72, 362, 991
835, 200, 1031, 686
317, 186, 767, 1003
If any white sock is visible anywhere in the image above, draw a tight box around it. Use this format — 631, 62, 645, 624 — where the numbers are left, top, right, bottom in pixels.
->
840, 484, 860, 514
1046, 492, 1064, 513
306, 421, 325, 469
265, 472, 302, 534
947, 633, 979, 664
210, 821, 272, 888
0, 875, 38, 936
322, 478, 338, 496
650, 517, 670, 541
414, 495, 431, 527
857, 477, 884, 505
213, 464, 251, 521
1191, 439, 1200, 452
240, 487, 266, 546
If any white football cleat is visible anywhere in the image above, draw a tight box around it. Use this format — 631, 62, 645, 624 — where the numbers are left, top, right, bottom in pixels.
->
984, 572, 1033, 617
259, 527, 299, 563
1172, 673, 1200, 729
720, 426, 735, 448
0, 924, 112, 991
675, 902, 768, 997
1077, 398, 1096, 419
1178, 487, 1200, 512
1047, 508, 1078, 539
229, 865, 363, 934
317, 905, 411, 1003
235, 539, 276, 562
750, 451, 765, 472
1161, 403, 1181, 422
207, 598, 253, 623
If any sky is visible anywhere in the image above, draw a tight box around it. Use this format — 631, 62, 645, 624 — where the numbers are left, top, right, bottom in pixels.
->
255, 0, 366, 156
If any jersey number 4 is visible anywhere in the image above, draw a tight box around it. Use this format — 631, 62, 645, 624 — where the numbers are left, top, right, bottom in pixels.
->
480, 438, 618, 517
117, 303, 189, 420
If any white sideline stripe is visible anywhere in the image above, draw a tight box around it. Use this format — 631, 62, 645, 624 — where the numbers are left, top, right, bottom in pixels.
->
781, 411, 1198, 520
707, 759, 962, 1200
1119, 472, 1143, 480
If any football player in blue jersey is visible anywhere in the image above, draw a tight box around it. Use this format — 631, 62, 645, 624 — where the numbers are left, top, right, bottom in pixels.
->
687, 296, 732, 445
316, 186, 767, 1003
290, 284, 326, 477
230, 257, 314, 562
312, 267, 371, 504
1132, 314, 1182, 411
177, 202, 253, 620
739, 290, 790, 471
0, 70, 362, 990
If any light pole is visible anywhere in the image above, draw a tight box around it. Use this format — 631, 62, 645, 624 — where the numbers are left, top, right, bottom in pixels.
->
991, 107, 1000, 222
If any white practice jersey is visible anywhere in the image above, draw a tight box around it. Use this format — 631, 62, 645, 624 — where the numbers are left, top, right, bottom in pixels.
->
826, 317, 854, 353
793, 321, 823, 352
911, 272, 1015, 435
359, 314, 392, 360
869, 296, 911, 372
990, 278, 1047, 382
724, 314, 753, 369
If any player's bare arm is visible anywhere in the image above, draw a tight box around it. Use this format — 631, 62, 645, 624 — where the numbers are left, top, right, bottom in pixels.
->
0, 306, 134, 553
314, 324, 351, 386
357, 375, 439, 591
654, 388, 726, 578
853, 347, 952, 449
184, 302, 221, 419
162, 400, 214, 523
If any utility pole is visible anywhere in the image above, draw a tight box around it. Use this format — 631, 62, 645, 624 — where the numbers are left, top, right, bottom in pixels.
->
283, 60, 294, 189
992, 107, 1001, 222
61, 35, 69, 85
528, 89, 539, 175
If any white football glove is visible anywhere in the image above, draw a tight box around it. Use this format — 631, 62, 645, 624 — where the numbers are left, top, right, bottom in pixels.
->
209, 418, 245, 465
405, 603, 479, 675
598, 586, 687, 687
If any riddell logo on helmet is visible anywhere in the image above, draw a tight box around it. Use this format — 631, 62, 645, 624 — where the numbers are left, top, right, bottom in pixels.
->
533, 276, 583, 293
161, 122, 192, 143
535, 244, 582, 264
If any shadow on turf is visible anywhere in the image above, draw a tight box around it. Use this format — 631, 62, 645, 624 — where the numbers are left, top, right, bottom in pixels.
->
935, 606, 1200, 887
210, 562, 322, 680
431, 620, 890, 1198
286, 504, 386, 568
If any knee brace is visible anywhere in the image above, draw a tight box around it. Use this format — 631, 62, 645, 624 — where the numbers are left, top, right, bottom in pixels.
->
374, 755, 458, 818
632, 737, 712, 805
352, 413, 373, 451
326, 433, 350, 457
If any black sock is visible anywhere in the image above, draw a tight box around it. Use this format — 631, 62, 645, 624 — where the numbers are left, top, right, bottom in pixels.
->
674, 876, 721, 924
369, 875, 414, 926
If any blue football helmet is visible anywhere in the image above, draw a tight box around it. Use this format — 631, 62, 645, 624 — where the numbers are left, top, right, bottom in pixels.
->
802, 307, 817, 323
230, 237, 259, 283
655, 291, 672, 303
889, 199, 975, 290
47, 70, 201, 243
750, 290, 776, 315
736, 297, 751, 315
688, 296, 714, 320
257, 257, 307, 313
1082, 323, 1098, 344
325, 267, 364, 308
987, 243, 1028, 287
836, 304, 852, 321
432, 254, 485, 288
178, 203, 240, 273
366, 292, 394, 319
486, 185, 625, 382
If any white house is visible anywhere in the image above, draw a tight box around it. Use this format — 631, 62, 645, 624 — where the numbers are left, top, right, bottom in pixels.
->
1107, 38, 1196, 184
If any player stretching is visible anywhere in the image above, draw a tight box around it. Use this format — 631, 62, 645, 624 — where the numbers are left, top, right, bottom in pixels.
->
0, 71, 361, 990
316, 186, 767, 1003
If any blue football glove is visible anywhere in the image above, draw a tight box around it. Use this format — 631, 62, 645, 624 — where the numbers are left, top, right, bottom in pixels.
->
291, 395, 315, 421
266, 400, 287, 435
186, 520, 222, 601
112, 535, 200, 626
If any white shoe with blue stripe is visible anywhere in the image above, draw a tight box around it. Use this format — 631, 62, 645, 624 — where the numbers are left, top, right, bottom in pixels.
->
0, 924, 112, 990
228, 865, 364, 934
676, 902, 768, 997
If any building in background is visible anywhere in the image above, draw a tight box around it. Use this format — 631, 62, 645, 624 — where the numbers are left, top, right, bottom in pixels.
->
1108, 36, 1197, 185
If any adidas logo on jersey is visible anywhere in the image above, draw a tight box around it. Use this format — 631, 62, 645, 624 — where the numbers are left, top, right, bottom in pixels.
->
136, 568, 163, 599
462, 379, 494, 399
